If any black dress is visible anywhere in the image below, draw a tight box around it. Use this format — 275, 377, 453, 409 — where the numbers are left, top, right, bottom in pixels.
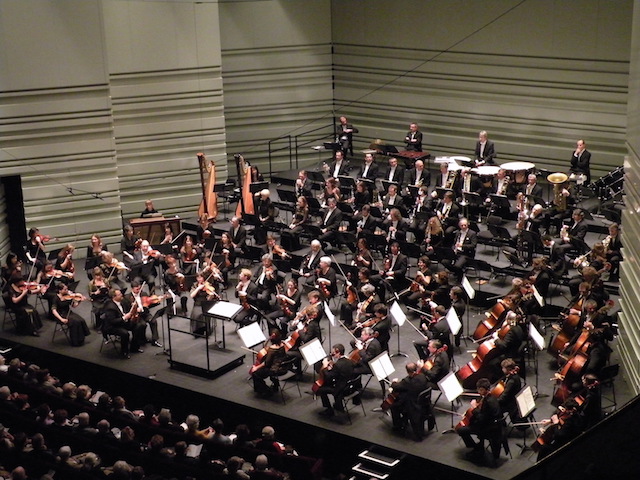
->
52, 296, 90, 346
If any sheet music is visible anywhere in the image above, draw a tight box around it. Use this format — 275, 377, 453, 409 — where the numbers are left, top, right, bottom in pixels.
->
389, 301, 406, 326
529, 322, 545, 350
324, 302, 336, 326
369, 352, 395, 382
446, 307, 462, 336
461, 275, 476, 299
438, 372, 464, 403
237, 322, 266, 348
516, 385, 536, 418
300, 338, 327, 365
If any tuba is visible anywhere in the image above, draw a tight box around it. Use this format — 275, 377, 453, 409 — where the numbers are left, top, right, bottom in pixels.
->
547, 172, 568, 212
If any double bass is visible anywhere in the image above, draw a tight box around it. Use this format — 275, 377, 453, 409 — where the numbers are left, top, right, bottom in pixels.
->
197, 153, 218, 222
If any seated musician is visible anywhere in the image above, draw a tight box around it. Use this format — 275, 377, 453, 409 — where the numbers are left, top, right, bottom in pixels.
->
86, 234, 108, 275
196, 213, 213, 245
341, 282, 378, 329
51, 284, 90, 347
254, 189, 275, 245
315, 256, 337, 300
234, 268, 259, 327
328, 150, 349, 179
404, 257, 434, 310
284, 304, 322, 375
127, 281, 161, 348
253, 254, 279, 309
251, 330, 288, 398
131, 240, 162, 293
389, 362, 430, 441
417, 339, 449, 389
180, 235, 201, 275
535, 398, 583, 461
288, 196, 310, 233
262, 235, 289, 261
120, 225, 139, 267
103, 289, 147, 357
160, 223, 174, 244
54, 244, 75, 280
322, 177, 342, 206
457, 168, 484, 200
352, 238, 374, 269
542, 235, 567, 279
229, 216, 247, 254
527, 257, 552, 300
267, 278, 302, 334
382, 209, 408, 244
374, 241, 408, 301
306, 289, 325, 323
358, 152, 379, 180
294, 240, 324, 288
421, 216, 444, 259
435, 191, 460, 234
295, 170, 312, 198
381, 156, 404, 187
88, 267, 111, 330
350, 326, 383, 377
140, 199, 159, 218
370, 304, 392, 352
406, 159, 430, 189
163, 255, 188, 316
409, 187, 432, 243
213, 232, 236, 286
497, 359, 524, 425
494, 312, 528, 372
414, 305, 451, 359
350, 181, 373, 211
556, 208, 588, 257
8, 277, 44, 336
604, 223, 622, 281
577, 373, 602, 430
442, 218, 477, 283
379, 184, 404, 214
353, 205, 378, 238
457, 378, 504, 465
317, 343, 355, 417
433, 162, 455, 191
523, 173, 543, 199
318, 197, 343, 248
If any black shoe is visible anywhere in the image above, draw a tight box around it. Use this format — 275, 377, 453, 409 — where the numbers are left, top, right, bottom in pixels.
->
152, 341, 163, 347
319, 408, 334, 417
352, 395, 361, 405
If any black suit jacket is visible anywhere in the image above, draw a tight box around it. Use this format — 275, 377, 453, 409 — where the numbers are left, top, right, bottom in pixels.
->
570, 150, 591, 184
383, 165, 405, 186
454, 229, 477, 257
474, 140, 496, 165
523, 183, 544, 199
387, 252, 408, 278
229, 225, 247, 250
405, 130, 423, 152
326, 356, 355, 392
407, 168, 430, 187
329, 160, 349, 178
321, 208, 343, 231
102, 299, 130, 332
358, 162, 379, 180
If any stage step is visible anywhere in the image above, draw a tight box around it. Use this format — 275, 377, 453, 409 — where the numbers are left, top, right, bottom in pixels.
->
351, 445, 404, 480
358, 449, 401, 468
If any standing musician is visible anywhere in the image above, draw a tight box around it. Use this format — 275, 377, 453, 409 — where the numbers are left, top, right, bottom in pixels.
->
358, 152, 379, 180
131, 240, 163, 293
414, 305, 451, 359
404, 123, 423, 152
103, 289, 147, 357
474, 130, 497, 166
295, 240, 324, 288
383, 157, 405, 187
251, 330, 288, 398
253, 189, 275, 245
51, 284, 90, 347
317, 343, 355, 417
406, 159, 430, 188
328, 150, 349, 179
189, 272, 218, 335
456, 378, 504, 464
163, 255, 188, 316
535, 398, 583, 461
295, 170, 313, 198
388, 362, 430, 441
140, 199, 159, 217
8, 277, 44, 336
443, 218, 477, 283
337, 116, 358, 157
234, 268, 259, 327
315, 256, 337, 300
496, 359, 524, 424
126, 281, 161, 347
268, 278, 302, 334
26, 227, 48, 272
228, 216, 247, 254
417, 339, 450, 388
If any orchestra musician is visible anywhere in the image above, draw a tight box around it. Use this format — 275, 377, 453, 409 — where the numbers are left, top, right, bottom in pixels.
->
351, 326, 382, 376
569, 139, 591, 185
542, 235, 568, 280
228, 216, 247, 255
557, 208, 588, 257
358, 152, 379, 181
321, 177, 342, 206
131, 240, 163, 293
8, 277, 44, 336
317, 343, 355, 417
180, 235, 201, 275
120, 225, 139, 267
295, 240, 324, 288
189, 272, 218, 336
295, 170, 312, 198
288, 196, 310, 233
417, 339, 450, 389
496, 359, 524, 424
383, 157, 405, 187
421, 216, 444, 259
87, 267, 111, 331
404, 123, 423, 152
428, 271, 452, 309
140, 199, 159, 218
535, 398, 583, 461
406, 159, 430, 188
494, 312, 528, 374
414, 305, 451, 358
382, 209, 408, 244
456, 378, 504, 465
404, 257, 433, 309
528, 257, 552, 300
26, 227, 48, 271
450, 286, 466, 347
328, 150, 349, 179
262, 235, 289, 261
351, 181, 374, 210
284, 304, 321, 375
213, 232, 236, 286
51, 284, 90, 347
160, 223, 174, 244
102, 289, 147, 357
379, 184, 404, 214
388, 362, 430, 441
251, 330, 288, 398
433, 162, 454, 190
2, 252, 23, 286
251, 165, 264, 183
315, 256, 337, 300
457, 168, 483, 199
352, 238, 375, 269
604, 223, 622, 281
163, 255, 189, 316
374, 241, 408, 300
474, 130, 496, 166
352, 205, 378, 238
435, 191, 460, 233
196, 212, 213, 245
337, 116, 358, 157
234, 268, 259, 327
577, 373, 602, 429
523, 173, 544, 199
442, 217, 477, 283
99, 252, 127, 289
267, 278, 302, 334
341, 282, 378, 329
55, 244, 75, 280
254, 189, 275, 245
127, 281, 162, 348
253, 254, 279, 309
318, 197, 343, 248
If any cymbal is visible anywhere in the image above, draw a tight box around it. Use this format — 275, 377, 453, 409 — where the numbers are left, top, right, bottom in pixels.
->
547, 172, 568, 184
361, 149, 377, 154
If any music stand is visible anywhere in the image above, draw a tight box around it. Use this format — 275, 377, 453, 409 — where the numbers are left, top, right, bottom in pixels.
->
389, 301, 408, 358
435, 187, 454, 199
461, 275, 476, 341
238, 322, 267, 366
206, 301, 244, 349
323, 142, 341, 152
407, 185, 420, 198
437, 372, 465, 432
369, 206, 383, 218
300, 338, 328, 393
513, 385, 538, 453
489, 194, 510, 211
250, 181, 269, 194
529, 322, 546, 396
381, 180, 399, 194
324, 301, 335, 347
445, 307, 462, 337
435, 247, 456, 263
337, 175, 356, 189
277, 188, 298, 204
307, 171, 325, 184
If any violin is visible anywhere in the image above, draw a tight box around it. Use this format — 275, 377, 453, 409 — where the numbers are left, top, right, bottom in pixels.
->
202, 282, 220, 300
272, 244, 290, 259
315, 272, 332, 299
19, 282, 45, 293
276, 284, 294, 318
61, 292, 86, 302
45, 269, 74, 279
148, 249, 162, 258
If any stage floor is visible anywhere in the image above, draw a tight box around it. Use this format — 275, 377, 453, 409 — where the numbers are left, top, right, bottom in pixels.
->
0, 237, 633, 480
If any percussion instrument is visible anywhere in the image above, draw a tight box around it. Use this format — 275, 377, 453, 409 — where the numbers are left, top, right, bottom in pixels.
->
471, 165, 501, 176
501, 161, 536, 184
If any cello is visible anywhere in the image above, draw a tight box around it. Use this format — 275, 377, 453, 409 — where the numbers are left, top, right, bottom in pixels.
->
197, 153, 218, 222
455, 381, 505, 432
234, 154, 255, 218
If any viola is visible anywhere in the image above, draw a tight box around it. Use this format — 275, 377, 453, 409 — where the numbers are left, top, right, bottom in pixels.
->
139, 293, 171, 309
20, 282, 45, 293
